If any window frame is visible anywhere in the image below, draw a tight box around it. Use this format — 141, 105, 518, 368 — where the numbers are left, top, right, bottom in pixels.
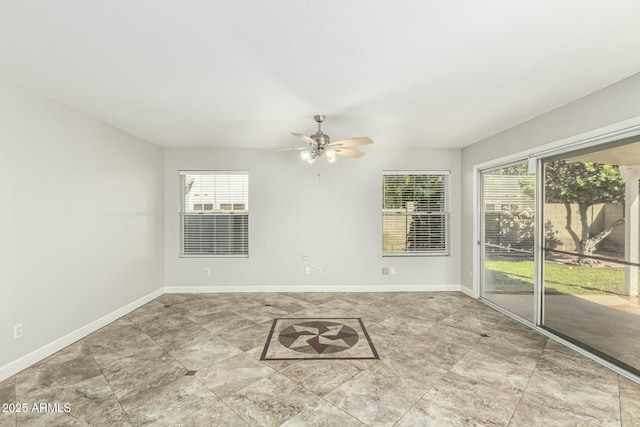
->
179, 170, 249, 258
382, 170, 450, 257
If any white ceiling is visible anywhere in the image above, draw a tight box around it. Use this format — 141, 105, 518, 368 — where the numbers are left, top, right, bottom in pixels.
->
1, 1, 639, 150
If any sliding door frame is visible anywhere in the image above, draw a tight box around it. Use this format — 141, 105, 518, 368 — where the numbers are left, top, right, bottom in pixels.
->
473, 119, 640, 382
477, 159, 537, 325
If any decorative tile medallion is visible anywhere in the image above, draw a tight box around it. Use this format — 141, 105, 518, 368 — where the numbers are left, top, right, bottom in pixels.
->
260, 318, 379, 361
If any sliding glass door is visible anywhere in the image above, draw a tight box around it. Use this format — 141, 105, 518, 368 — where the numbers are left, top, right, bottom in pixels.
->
479, 136, 640, 376
541, 140, 640, 374
480, 162, 535, 322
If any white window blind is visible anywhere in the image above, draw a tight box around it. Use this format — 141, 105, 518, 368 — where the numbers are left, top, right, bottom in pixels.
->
180, 171, 249, 257
382, 171, 450, 256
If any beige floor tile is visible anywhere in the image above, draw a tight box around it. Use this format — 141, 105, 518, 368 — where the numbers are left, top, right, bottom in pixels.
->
323, 370, 422, 426
168, 331, 243, 370
222, 372, 319, 427
619, 375, 640, 427
15, 342, 103, 400
422, 372, 522, 426
524, 357, 621, 424
93, 351, 186, 401
279, 360, 361, 396
16, 374, 129, 427
450, 347, 534, 393
509, 392, 616, 427
196, 352, 275, 398
367, 349, 446, 396
397, 400, 490, 427
280, 399, 366, 426
0, 377, 15, 427
119, 376, 238, 426
0, 291, 637, 427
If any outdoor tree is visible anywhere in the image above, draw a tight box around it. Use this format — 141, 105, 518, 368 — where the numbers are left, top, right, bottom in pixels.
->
542, 160, 625, 264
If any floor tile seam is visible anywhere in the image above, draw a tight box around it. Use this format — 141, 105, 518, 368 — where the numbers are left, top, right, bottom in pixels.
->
317, 395, 370, 426
218, 387, 314, 427
219, 350, 281, 391
166, 327, 245, 363
132, 319, 194, 363
452, 333, 481, 358
440, 338, 509, 389
189, 367, 253, 427
401, 376, 508, 426
517, 388, 623, 424
183, 308, 244, 326
435, 316, 497, 334
110, 342, 249, 426
157, 325, 254, 377
617, 375, 624, 425
424, 331, 483, 350
505, 359, 539, 427
213, 368, 291, 408
199, 319, 252, 338
392, 375, 444, 427
519, 363, 622, 422
84, 338, 135, 427
462, 346, 544, 372
448, 352, 536, 396
278, 365, 361, 400
533, 357, 621, 387
117, 329, 205, 403
368, 317, 471, 337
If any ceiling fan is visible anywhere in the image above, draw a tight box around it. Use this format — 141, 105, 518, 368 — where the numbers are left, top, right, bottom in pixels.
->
287, 115, 374, 164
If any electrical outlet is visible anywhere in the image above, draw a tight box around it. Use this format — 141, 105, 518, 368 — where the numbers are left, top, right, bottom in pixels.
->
382, 267, 396, 275
304, 267, 310, 275
204, 268, 210, 276
14, 324, 23, 339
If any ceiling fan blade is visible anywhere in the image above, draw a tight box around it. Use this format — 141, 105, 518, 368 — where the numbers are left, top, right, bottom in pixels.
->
334, 147, 365, 158
329, 137, 373, 148
269, 146, 306, 152
291, 132, 317, 146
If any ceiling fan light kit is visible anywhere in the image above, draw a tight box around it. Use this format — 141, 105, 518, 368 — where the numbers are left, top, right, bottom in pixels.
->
291, 115, 373, 164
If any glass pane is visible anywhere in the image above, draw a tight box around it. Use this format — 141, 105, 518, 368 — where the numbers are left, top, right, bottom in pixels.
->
481, 162, 535, 322
543, 256, 639, 370
542, 140, 640, 373
183, 173, 249, 213
382, 173, 449, 255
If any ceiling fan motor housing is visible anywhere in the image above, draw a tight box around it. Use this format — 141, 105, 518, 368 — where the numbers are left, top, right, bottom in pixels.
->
311, 114, 330, 150
310, 131, 330, 150
290, 114, 372, 163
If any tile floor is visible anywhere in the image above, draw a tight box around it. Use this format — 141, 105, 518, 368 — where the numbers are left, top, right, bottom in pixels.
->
1, 292, 639, 426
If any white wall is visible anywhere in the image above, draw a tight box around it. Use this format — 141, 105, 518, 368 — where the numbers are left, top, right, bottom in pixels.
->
164, 147, 461, 291
0, 78, 164, 378
461, 72, 640, 293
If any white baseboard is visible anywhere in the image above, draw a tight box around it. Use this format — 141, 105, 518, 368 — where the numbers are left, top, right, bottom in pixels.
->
165, 284, 463, 293
459, 286, 474, 297
0, 287, 164, 383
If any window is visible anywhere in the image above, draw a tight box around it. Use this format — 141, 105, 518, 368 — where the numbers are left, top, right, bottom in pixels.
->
180, 171, 249, 257
382, 171, 450, 256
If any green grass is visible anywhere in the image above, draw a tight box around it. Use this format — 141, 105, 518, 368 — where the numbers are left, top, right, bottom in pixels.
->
485, 260, 631, 295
